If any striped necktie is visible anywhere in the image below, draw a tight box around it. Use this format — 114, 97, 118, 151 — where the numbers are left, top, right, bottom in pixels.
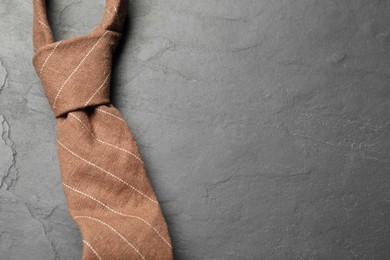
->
32, 0, 173, 259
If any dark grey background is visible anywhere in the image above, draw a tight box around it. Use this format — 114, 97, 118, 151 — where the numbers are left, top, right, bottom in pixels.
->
1, 0, 390, 259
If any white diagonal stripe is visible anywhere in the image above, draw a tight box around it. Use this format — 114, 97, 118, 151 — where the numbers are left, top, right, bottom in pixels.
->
38, 20, 50, 30
64, 183, 171, 248
96, 138, 143, 164
83, 240, 102, 260
68, 113, 96, 137
95, 108, 126, 122
57, 140, 157, 204
53, 31, 109, 109
74, 216, 146, 260
40, 41, 62, 75
68, 113, 143, 164
84, 73, 111, 107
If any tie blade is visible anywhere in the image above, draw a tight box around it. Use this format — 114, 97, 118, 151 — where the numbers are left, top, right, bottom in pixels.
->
57, 107, 173, 259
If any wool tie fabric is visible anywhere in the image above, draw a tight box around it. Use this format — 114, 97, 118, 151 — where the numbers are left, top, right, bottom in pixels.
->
31, 1, 173, 259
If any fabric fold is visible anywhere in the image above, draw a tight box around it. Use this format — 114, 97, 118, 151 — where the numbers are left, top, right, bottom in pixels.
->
32, 1, 173, 259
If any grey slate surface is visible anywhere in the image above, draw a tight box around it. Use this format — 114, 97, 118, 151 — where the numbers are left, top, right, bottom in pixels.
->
1, 0, 390, 259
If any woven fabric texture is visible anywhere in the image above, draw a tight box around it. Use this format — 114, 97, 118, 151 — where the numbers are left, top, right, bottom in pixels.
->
32, 0, 173, 259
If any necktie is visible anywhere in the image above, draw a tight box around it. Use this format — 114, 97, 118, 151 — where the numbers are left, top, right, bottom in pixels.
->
31, 1, 173, 259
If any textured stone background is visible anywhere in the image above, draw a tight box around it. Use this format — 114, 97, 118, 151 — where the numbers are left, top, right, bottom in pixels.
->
1, 0, 390, 259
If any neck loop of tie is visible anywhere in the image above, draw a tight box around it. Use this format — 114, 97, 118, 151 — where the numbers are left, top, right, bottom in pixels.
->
32, 0, 128, 118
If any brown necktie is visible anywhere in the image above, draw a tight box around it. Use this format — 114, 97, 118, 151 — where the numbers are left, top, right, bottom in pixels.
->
31, 1, 173, 259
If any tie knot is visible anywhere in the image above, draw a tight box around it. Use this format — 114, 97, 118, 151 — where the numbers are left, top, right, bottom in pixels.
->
33, 28, 121, 117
